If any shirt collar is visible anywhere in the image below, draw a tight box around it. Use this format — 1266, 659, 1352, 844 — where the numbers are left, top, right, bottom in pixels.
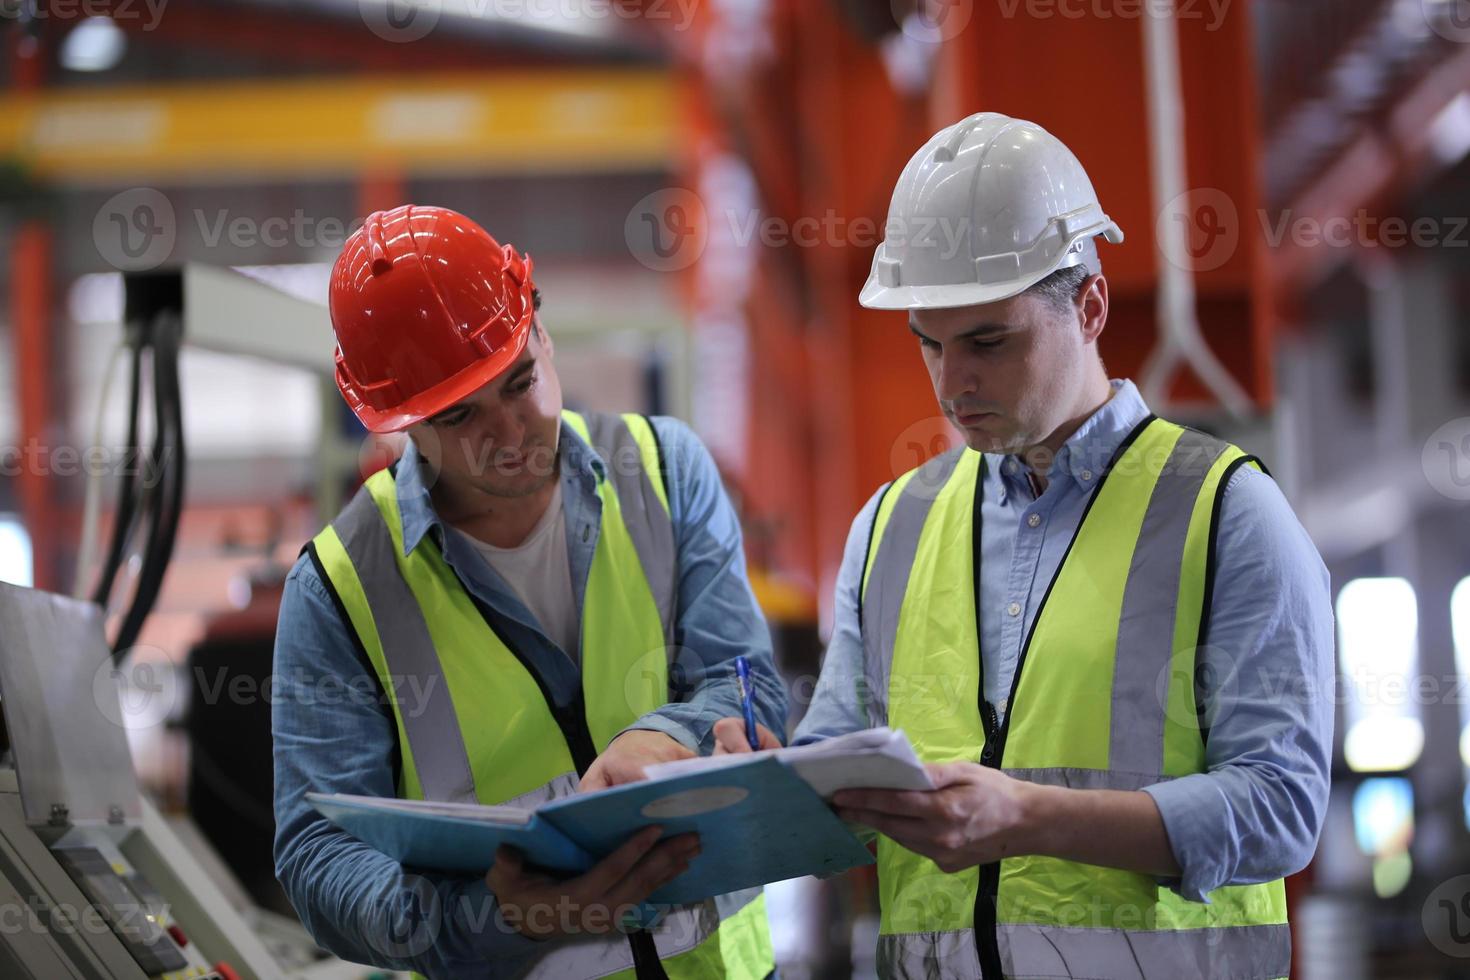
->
393, 416, 605, 557
986, 378, 1152, 505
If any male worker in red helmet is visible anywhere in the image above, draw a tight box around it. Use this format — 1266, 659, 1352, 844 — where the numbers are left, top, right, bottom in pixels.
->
716, 113, 1333, 978
272, 205, 782, 978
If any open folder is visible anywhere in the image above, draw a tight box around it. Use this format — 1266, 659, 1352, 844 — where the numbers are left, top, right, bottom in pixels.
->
309, 727, 932, 905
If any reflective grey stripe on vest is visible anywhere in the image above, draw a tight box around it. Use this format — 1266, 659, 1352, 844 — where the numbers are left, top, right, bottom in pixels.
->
878, 929, 981, 980
999, 922, 1291, 979
878, 922, 1289, 979
1108, 429, 1229, 775
582, 412, 677, 644
333, 487, 477, 804
521, 886, 764, 980
1002, 767, 1176, 793
860, 448, 967, 727
501, 771, 579, 809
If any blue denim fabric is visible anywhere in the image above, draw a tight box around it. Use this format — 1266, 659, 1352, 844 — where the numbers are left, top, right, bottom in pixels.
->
272, 415, 788, 976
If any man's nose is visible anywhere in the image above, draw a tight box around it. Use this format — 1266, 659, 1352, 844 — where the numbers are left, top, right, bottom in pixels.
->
482, 409, 526, 449
936, 352, 977, 403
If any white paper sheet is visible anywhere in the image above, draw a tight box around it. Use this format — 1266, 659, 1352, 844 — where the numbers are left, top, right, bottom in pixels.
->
645, 727, 935, 798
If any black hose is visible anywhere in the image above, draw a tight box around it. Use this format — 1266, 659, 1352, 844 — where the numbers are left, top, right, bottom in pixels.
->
92, 329, 145, 610
112, 312, 186, 659
109, 340, 165, 659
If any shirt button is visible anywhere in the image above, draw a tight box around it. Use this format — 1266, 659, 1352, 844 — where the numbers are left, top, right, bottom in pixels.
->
1026, 513, 1041, 528
1007, 601, 1021, 617
1080, 469, 1094, 481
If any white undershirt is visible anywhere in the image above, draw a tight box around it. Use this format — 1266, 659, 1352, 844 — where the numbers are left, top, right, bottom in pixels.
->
455, 481, 579, 662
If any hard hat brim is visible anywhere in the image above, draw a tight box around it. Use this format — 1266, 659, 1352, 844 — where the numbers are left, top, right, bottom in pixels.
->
345, 321, 533, 434
858, 276, 1041, 311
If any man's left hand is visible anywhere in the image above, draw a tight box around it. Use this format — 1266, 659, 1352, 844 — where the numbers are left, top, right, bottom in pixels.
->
580, 730, 696, 791
833, 762, 1037, 872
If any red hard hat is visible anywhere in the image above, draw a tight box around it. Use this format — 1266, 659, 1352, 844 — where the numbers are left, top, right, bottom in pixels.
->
328, 205, 537, 433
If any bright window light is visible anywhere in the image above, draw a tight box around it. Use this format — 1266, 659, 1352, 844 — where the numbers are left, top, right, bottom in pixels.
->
59, 16, 127, 73
1338, 577, 1424, 772
1451, 578, 1470, 765
1450, 578, 1470, 829
0, 518, 33, 588
1352, 777, 1414, 858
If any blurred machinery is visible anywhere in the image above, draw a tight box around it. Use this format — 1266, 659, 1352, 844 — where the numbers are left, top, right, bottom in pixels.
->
0, 580, 373, 979
0, 269, 396, 980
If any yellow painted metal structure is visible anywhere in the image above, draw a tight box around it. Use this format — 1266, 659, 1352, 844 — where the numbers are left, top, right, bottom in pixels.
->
0, 70, 675, 181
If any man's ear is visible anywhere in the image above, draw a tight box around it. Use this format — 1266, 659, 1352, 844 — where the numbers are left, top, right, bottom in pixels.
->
1078, 273, 1108, 346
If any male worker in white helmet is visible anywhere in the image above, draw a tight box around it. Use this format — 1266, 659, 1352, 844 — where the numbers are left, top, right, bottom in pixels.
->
715, 113, 1334, 978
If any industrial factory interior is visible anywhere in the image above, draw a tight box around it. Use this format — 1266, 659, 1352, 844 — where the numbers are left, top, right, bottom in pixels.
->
1, 0, 1469, 977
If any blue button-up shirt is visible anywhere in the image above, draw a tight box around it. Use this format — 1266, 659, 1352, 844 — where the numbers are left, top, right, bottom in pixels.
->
272, 415, 788, 977
794, 379, 1335, 901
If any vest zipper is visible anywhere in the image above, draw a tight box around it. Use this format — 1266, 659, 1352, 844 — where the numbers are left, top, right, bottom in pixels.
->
969, 417, 1155, 979
979, 702, 1000, 763
974, 653, 1027, 978
969, 461, 1006, 979
974, 698, 1005, 978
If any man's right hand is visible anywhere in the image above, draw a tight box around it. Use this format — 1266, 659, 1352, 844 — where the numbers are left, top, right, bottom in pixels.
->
487, 826, 699, 940
711, 717, 783, 755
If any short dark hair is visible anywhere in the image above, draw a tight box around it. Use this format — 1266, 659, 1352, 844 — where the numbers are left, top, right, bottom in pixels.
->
531, 286, 542, 311
1025, 265, 1091, 312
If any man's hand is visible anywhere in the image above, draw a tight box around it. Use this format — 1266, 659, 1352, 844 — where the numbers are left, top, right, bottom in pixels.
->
711, 717, 783, 755
488, 827, 699, 939
832, 761, 1035, 872
580, 730, 695, 791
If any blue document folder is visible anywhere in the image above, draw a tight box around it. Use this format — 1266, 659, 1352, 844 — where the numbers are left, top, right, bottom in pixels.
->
309, 756, 875, 905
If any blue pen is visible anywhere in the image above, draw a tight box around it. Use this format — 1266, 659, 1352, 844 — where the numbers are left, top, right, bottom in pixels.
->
734, 656, 761, 751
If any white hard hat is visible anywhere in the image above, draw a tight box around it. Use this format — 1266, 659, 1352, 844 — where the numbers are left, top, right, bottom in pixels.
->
859, 112, 1124, 311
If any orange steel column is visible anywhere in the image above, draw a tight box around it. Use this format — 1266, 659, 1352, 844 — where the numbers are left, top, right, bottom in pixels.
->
665, 4, 821, 608
356, 169, 405, 219
12, 221, 59, 591
668, 0, 939, 620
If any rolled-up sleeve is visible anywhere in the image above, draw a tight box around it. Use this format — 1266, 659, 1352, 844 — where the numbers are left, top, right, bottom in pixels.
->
272, 555, 544, 976
622, 417, 789, 754
1140, 465, 1335, 902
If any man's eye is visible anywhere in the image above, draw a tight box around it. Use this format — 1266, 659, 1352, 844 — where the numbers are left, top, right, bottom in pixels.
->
436, 410, 471, 427
918, 337, 940, 350
973, 339, 1003, 351
512, 372, 537, 395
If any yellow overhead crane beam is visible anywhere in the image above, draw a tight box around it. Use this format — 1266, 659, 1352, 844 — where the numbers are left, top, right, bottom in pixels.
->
0, 69, 676, 182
